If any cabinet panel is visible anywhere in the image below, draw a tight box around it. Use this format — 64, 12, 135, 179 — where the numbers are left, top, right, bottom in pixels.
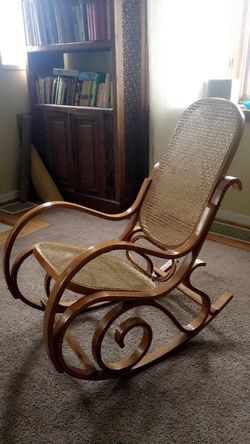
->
32, 109, 46, 158
103, 113, 115, 199
44, 112, 74, 188
70, 113, 105, 196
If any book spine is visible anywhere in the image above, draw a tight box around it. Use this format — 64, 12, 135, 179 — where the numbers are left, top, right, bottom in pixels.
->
51, 78, 58, 104
35, 79, 40, 103
21, 0, 33, 45
74, 81, 81, 106
29, 0, 41, 45
85, 3, 91, 41
34, 0, 47, 45
78, 71, 96, 81
80, 1, 89, 41
46, 0, 59, 43
96, 82, 105, 107
93, 0, 107, 41
90, 72, 106, 106
76, 1, 84, 42
109, 80, 113, 107
103, 72, 111, 107
72, 4, 80, 42
87, 2, 94, 41
106, 0, 111, 40
52, 0, 64, 43
80, 80, 93, 106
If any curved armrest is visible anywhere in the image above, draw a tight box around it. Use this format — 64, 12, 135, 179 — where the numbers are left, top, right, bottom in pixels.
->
195, 176, 242, 240
210, 176, 242, 206
168, 176, 243, 257
3, 177, 152, 287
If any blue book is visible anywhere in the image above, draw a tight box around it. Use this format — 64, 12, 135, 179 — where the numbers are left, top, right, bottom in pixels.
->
78, 71, 96, 81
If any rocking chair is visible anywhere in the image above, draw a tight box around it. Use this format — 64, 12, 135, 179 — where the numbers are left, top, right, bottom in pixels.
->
3, 98, 245, 380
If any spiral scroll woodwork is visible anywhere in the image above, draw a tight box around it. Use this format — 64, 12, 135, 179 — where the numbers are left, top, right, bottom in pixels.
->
125, 226, 177, 282
51, 285, 212, 380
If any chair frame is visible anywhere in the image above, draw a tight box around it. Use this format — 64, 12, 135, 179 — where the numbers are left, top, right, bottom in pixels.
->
3, 99, 245, 380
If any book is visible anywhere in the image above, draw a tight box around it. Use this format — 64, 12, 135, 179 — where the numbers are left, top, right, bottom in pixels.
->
86, 1, 94, 41
85, 3, 91, 41
79, 80, 93, 106
34, 0, 47, 44
74, 80, 82, 106
90, 72, 106, 106
109, 80, 113, 107
103, 72, 111, 107
106, 0, 111, 39
21, 0, 35, 45
53, 68, 79, 77
44, 76, 53, 103
78, 71, 96, 82
71, 3, 81, 42
29, 0, 41, 45
42, 0, 59, 44
96, 82, 105, 107
51, 77, 59, 104
80, 0, 89, 41
92, 0, 107, 41
52, 0, 74, 43
55, 77, 62, 104
66, 77, 76, 105
74, 0, 87, 42
37, 76, 45, 103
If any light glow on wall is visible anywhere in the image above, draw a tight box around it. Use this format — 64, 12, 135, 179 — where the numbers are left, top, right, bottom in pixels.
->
148, 0, 244, 109
0, 0, 26, 67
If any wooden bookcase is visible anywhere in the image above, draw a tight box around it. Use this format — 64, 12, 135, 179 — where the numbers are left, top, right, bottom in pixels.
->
22, 0, 149, 212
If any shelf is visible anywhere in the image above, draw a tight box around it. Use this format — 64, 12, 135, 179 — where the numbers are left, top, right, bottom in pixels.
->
32, 103, 113, 113
26, 40, 112, 53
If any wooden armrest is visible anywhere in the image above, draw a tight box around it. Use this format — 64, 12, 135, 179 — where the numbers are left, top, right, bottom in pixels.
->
210, 176, 242, 206
3, 177, 152, 289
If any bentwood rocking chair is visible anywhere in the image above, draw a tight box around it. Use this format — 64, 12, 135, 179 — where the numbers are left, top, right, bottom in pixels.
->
3, 98, 245, 380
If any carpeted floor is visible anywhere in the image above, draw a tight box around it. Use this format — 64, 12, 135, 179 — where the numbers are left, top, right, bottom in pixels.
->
0, 208, 249, 444
0, 210, 49, 245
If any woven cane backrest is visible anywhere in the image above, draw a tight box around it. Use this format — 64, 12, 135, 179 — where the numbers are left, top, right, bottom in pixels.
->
139, 99, 244, 248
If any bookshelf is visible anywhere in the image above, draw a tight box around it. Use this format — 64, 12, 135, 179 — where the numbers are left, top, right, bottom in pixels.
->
22, 0, 149, 212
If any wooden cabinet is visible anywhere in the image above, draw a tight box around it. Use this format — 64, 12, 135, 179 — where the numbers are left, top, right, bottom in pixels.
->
44, 110, 73, 186
23, 0, 149, 212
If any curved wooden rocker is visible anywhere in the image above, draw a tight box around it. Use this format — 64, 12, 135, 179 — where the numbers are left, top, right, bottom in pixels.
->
3, 98, 245, 380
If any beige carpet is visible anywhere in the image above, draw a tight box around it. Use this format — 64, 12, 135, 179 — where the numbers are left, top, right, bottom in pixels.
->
0, 208, 249, 444
0, 210, 49, 245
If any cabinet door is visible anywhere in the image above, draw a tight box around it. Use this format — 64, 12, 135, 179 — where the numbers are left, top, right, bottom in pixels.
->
32, 109, 47, 160
44, 111, 74, 190
70, 112, 106, 197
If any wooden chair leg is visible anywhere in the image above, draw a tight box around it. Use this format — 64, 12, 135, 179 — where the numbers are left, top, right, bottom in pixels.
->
10, 246, 45, 310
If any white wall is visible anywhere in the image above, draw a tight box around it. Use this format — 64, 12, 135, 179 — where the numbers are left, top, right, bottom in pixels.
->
148, 0, 250, 223
0, 68, 29, 202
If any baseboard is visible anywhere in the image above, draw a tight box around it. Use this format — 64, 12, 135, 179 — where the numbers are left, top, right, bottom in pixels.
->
217, 210, 250, 228
0, 190, 19, 204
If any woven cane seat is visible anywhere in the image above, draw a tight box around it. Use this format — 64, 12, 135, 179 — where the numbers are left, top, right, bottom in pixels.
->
34, 242, 155, 292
